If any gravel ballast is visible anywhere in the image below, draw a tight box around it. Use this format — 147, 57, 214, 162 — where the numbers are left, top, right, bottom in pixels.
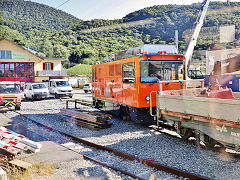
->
4, 94, 240, 180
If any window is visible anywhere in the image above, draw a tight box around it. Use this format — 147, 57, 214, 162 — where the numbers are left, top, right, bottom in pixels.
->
4, 64, 9, 78
0, 84, 20, 93
0, 62, 34, 79
10, 63, 14, 78
56, 81, 70, 87
140, 61, 184, 83
123, 62, 135, 83
43, 62, 53, 70
25, 64, 29, 77
32, 84, 46, 89
0, 64, 4, 78
46, 63, 51, 70
30, 63, 34, 77
0, 51, 12, 59
20, 64, 24, 77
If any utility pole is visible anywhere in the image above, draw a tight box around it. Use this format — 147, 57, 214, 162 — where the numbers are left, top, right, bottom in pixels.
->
175, 30, 179, 54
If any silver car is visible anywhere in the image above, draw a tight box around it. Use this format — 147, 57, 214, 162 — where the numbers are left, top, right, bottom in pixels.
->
83, 83, 92, 93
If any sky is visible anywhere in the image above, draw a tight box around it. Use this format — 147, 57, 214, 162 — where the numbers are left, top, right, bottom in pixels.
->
29, 0, 239, 20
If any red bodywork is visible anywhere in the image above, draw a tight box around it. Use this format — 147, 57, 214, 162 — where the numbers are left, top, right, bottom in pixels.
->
92, 54, 186, 108
0, 83, 22, 107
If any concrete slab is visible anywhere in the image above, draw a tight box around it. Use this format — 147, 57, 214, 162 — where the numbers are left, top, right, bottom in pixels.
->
0, 113, 12, 127
0, 114, 82, 164
19, 141, 82, 164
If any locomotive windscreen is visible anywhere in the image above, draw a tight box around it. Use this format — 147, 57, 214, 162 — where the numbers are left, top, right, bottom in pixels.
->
140, 61, 184, 83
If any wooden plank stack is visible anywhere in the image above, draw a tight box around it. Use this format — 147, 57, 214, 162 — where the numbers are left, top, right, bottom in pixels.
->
60, 108, 112, 130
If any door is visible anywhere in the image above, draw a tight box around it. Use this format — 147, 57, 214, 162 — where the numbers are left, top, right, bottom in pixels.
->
92, 68, 96, 97
122, 61, 136, 106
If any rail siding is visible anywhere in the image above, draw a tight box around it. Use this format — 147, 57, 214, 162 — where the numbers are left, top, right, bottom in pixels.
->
158, 94, 240, 123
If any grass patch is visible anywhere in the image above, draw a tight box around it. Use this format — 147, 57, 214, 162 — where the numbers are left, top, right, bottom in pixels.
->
67, 64, 91, 76
7, 162, 58, 180
31, 162, 58, 176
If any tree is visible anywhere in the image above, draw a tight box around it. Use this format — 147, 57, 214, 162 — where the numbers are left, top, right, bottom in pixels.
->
53, 45, 70, 59
42, 39, 54, 57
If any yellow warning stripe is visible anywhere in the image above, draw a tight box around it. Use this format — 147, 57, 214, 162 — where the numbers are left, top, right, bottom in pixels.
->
4, 101, 16, 107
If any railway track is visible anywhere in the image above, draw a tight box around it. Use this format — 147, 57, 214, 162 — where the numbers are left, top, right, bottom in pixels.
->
71, 99, 240, 158
4, 107, 209, 180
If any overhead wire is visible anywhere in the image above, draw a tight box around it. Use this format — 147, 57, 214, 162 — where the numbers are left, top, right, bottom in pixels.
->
56, 0, 71, 9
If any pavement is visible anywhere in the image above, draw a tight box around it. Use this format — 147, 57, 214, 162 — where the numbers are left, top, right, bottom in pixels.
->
0, 112, 12, 127
0, 113, 81, 164
72, 89, 92, 102
0, 89, 91, 164
19, 141, 81, 164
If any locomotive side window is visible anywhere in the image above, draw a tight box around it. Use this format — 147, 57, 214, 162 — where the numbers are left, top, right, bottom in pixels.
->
140, 61, 184, 83
123, 62, 135, 83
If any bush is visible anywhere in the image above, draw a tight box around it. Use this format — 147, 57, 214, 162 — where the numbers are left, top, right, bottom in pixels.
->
67, 64, 91, 76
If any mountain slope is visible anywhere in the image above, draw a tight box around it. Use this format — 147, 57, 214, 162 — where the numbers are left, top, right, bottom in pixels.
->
0, 0, 82, 33
0, 0, 240, 67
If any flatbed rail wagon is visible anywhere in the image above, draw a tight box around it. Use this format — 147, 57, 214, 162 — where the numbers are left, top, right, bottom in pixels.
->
152, 80, 240, 150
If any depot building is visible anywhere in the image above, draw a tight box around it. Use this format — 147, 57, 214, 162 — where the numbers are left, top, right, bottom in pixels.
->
0, 38, 67, 83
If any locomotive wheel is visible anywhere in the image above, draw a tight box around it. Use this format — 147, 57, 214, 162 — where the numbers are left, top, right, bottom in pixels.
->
95, 100, 100, 108
179, 128, 192, 140
120, 106, 131, 121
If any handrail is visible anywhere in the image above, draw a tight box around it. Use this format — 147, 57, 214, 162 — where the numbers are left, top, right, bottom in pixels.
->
150, 91, 157, 117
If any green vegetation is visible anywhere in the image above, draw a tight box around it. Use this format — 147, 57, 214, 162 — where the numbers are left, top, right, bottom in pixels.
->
1, 0, 240, 75
67, 64, 92, 76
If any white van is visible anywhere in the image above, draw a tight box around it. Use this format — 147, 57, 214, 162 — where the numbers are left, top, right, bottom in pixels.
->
24, 83, 49, 100
48, 79, 73, 98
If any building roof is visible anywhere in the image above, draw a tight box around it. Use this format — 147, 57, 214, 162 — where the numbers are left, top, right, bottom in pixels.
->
43, 57, 66, 61
0, 38, 66, 61
0, 38, 44, 60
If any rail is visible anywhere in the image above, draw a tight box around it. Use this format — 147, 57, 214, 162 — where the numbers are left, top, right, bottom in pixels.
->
10, 108, 209, 180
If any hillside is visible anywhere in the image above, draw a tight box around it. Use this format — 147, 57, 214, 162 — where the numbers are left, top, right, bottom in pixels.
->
0, 0, 82, 33
1, 0, 240, 69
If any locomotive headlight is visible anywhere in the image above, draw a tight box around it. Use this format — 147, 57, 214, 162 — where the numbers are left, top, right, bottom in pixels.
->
145, 96, 150, 101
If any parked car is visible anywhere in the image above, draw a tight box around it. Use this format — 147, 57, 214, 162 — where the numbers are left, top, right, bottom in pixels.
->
187, 69, 204, 79
83, 83, 92, 93
0, 81, 21, 110
48, 79, 73, 98
24, 83, 49, 100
